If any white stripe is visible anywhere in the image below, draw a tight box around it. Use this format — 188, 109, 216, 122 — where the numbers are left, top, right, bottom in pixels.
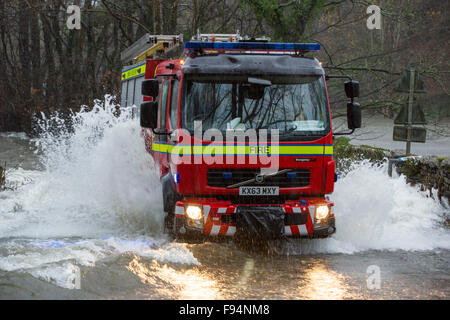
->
217, 207, 227, 214
203, 205, 211, 224
175, 206, 184, 215
226, 226, 236, 236
308, 205, 315, 222
284, 226, 292, 236
210, 225, 221, 236
299, 224, 308, 235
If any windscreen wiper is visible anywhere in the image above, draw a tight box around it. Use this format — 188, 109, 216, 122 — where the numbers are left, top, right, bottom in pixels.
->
226, 169, 292, 189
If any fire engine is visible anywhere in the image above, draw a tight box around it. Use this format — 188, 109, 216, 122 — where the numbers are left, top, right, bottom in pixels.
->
120, 32, 361, 240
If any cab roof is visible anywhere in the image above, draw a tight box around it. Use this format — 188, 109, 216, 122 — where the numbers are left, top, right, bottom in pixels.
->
181, 54, 324, 78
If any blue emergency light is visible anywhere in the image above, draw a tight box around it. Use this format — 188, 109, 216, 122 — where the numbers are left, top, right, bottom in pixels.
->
222, 172, 233, 179
185, 41, 320, 52
287, 172, 297, 179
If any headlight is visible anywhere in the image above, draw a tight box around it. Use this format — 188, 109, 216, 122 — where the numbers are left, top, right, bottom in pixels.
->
315, 205, 330, 221
186, 205, 202, 220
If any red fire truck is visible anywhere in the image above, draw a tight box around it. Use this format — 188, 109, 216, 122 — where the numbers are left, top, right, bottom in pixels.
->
120, 33, 361, 240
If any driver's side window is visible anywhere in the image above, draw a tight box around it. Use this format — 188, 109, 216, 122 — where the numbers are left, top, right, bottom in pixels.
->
159, 79, 170, 128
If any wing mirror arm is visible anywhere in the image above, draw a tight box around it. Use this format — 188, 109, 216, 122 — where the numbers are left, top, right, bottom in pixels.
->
333, 129, 355, 136
326, 74, 362, 135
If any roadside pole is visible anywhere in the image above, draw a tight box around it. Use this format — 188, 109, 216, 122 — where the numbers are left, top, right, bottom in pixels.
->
390, 66, 427, 176
406, 67, 415, 156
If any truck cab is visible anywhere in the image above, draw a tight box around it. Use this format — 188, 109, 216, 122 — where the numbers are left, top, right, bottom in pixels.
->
121, 33, 361, 240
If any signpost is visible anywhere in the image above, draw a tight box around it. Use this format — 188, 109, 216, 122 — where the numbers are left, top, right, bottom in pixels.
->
393, 67, 428, 155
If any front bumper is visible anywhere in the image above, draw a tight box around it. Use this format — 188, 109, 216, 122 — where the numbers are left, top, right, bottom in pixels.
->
174, 198, 336, 239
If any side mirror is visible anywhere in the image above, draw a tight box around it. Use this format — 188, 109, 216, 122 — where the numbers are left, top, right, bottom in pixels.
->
345, 80, 360, 99
140, 101, 158, 128
142, 79, 159, 98
347, 102, 361, 129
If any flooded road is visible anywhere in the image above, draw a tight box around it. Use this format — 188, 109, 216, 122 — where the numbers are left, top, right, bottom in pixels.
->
0, 105, 449, 300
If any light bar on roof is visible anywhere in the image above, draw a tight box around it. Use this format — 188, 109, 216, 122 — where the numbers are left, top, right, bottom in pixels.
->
184, 41, 320, 52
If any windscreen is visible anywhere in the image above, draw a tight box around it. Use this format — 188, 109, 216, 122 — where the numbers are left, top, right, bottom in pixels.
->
182, 76, 330, 136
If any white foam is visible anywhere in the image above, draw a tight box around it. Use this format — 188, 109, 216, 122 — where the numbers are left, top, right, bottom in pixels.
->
279, 161, 450, 254
0, 98, 164, 238
0, 98, 197, 288
0, 237, 199, 289
330, 162, 450, 252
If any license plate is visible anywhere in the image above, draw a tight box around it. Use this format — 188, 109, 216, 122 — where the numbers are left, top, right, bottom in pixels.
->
239, 186, 279, 196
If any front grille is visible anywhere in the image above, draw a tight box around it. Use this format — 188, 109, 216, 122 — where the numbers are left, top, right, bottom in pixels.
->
220, 211, 308, 225
207, 169, 310, 188
215, 195, 300, 204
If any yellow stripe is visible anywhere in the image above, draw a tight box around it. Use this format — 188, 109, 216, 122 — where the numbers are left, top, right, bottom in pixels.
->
122, 63, 146, 81
324, 146, 333, 155
152, 143, 333, 156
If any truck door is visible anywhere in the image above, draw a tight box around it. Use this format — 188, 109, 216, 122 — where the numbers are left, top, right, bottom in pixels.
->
155, 78, 170, 176
168, 78, 179, 131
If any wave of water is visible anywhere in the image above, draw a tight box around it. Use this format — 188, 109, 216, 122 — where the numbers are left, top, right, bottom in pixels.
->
0, 97, 449, 289
276, 162, 450, 254
0, 98, 198, 289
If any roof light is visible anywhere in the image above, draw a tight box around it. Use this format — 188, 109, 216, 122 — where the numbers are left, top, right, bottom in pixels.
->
184, 41, 320, 53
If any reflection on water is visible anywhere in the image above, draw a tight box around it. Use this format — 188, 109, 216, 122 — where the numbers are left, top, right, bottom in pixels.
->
301, 264, 349, 299
127, 256, 221, 300
235, 258, 255, 290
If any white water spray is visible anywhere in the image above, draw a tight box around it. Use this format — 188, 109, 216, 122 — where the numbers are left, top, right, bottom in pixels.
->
279, 161, 450, 254
0, 98, 198, 288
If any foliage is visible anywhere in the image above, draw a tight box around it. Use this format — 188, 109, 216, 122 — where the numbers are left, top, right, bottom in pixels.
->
0, 0, 448, 134
334, 137, 387, 173
241, 0, 327, 41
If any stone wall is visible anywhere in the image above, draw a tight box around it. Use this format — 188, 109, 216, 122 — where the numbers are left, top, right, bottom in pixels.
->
334, 137, 389, 173
334, 138, 449, 202
395, 156, 450, 201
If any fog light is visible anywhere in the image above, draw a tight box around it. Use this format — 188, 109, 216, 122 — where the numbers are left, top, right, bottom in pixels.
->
186, 205, 202, 220
315, 205, 330, 221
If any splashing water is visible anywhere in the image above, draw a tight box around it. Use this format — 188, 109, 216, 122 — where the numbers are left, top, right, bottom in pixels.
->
0, 97, 449, 289
2, 97, 164, 237
0, 98, 198, 289
277, 161, 450, 254
330, 162, 449, 252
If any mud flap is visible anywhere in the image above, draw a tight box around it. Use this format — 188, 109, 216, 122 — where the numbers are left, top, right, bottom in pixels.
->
236, 207, 285, 240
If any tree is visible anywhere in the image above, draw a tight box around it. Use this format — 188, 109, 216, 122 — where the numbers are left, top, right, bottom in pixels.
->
241, 0, 328, 41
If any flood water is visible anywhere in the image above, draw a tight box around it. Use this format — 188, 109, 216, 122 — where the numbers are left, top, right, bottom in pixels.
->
0, 103, 449, 300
